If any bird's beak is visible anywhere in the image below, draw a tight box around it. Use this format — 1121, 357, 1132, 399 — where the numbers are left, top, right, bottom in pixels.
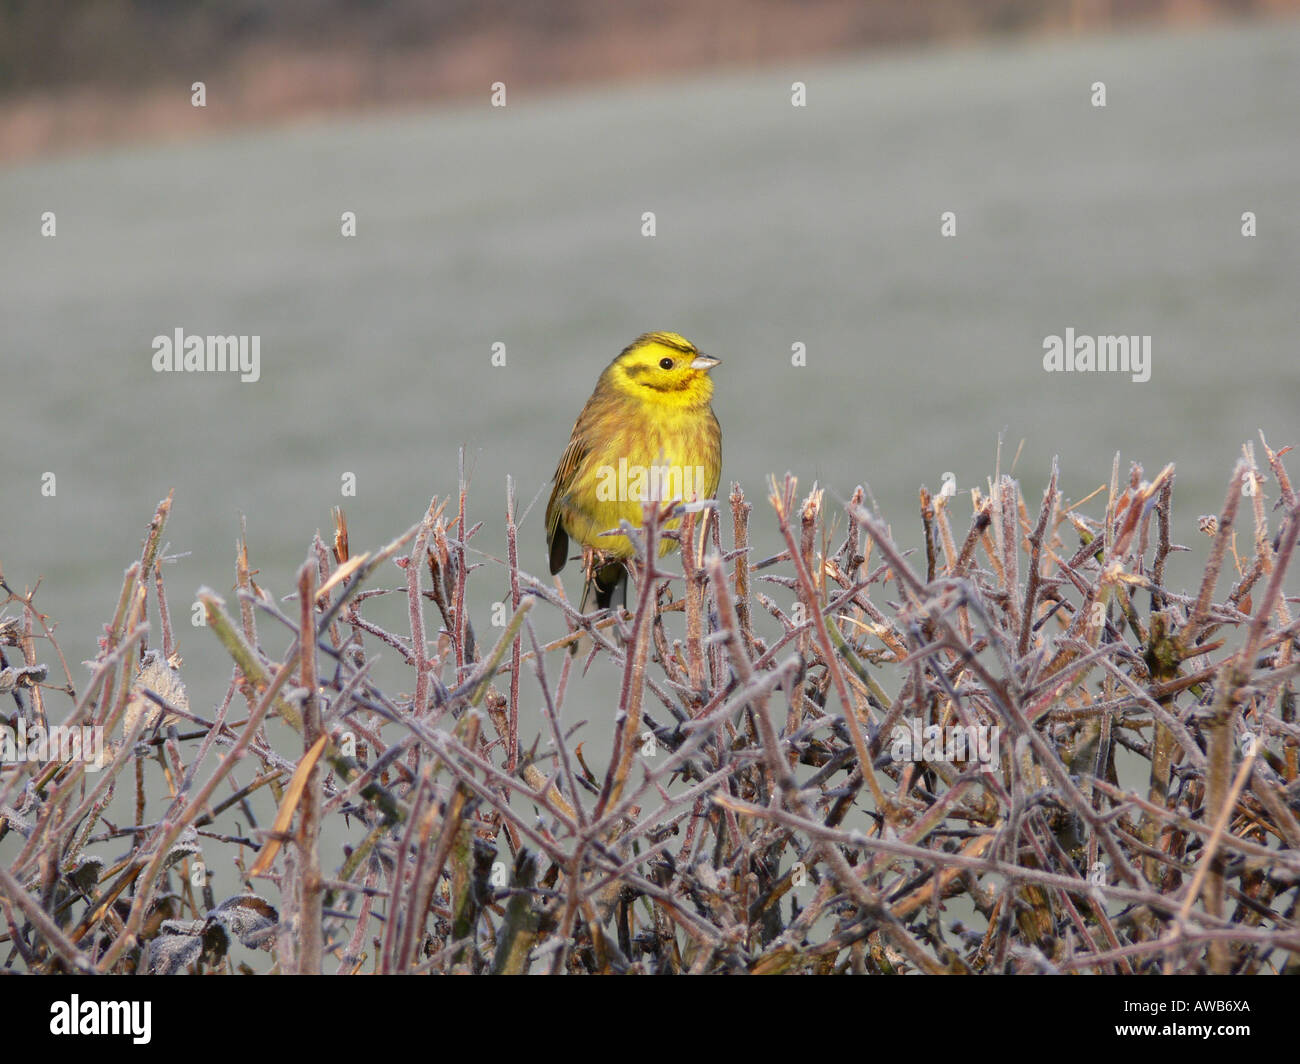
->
691, 355, 720, 371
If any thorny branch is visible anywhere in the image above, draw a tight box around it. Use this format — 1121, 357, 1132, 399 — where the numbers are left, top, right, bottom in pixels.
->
2, 438, 1298, 974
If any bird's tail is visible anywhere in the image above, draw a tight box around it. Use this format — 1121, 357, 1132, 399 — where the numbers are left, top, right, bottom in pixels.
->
568, 561, 628, 655
581, 559, 628, 613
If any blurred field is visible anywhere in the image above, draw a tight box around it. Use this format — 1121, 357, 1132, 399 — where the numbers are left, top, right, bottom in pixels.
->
8, 0, 1294, 163
1, 19, 1297, 713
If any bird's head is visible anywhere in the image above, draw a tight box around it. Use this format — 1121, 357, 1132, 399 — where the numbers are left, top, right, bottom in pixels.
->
604, 331, 719, 408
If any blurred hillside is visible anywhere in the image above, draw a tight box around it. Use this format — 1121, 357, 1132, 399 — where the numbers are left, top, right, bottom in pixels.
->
2, 0, 1298, 162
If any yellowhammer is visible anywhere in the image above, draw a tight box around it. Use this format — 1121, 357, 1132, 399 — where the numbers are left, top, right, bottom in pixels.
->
545, 331, 721, 611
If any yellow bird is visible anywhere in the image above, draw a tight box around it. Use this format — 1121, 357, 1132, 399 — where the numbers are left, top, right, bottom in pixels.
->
545, 332, 722, 611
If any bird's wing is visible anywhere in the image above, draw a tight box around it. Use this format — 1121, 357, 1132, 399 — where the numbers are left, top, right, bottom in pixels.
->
545, 417, 591, 574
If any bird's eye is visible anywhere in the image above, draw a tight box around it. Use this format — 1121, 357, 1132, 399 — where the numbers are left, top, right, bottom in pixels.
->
659, 357, 674, 370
